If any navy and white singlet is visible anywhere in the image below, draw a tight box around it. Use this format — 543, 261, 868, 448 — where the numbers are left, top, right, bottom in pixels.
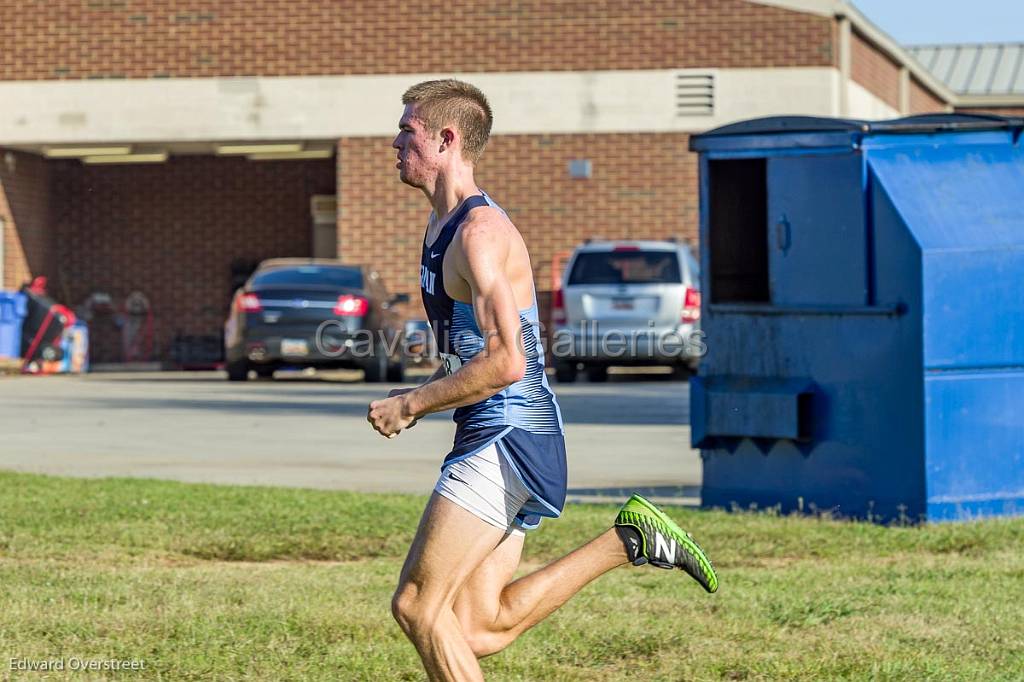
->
420, 191, 567, 529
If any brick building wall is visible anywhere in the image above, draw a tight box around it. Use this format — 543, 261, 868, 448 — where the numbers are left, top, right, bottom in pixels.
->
0, 0, 834, 81
909, 76, 948, 114
338, 132, 697, 325
53, 156, 334, 363
11, 0, 969, 360
0, 150, 55, 292
850, 29, 901, 110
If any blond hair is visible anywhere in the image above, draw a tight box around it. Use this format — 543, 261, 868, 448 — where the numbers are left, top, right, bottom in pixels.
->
402, 79, 493, 163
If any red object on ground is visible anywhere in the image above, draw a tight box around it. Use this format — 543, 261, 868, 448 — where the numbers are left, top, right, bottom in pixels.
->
21, 303, 75, 374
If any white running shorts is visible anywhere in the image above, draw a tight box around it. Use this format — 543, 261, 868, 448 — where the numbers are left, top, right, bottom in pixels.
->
434, 443, 531, 534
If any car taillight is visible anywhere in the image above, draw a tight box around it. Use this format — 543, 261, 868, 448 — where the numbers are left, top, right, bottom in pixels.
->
552, 288, 566, 326
681, 286, 701, 322
237, 293, 263, 313
334, 294, 368, 317
612, 245, 640, 252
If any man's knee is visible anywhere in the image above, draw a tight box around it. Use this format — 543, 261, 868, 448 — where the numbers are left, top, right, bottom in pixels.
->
391, 584, 419, 633
392, 583, 439, 640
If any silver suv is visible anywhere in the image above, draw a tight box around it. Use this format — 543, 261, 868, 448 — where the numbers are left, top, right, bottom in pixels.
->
551, 240, 702, 382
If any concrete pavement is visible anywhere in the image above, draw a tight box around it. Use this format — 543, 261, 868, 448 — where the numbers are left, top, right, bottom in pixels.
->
0, 371, 700, 501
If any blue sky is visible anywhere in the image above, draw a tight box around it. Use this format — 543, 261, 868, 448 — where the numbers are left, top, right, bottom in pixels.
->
851, 0, 1024, 45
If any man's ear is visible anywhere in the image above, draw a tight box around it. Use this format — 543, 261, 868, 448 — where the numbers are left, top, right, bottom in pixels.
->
440, 127, 455, 150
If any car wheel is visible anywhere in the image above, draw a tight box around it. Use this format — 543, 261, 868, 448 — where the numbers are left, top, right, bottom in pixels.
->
226, 359, 249, 381
586, 365, 609, 383
554, 361, 578, 383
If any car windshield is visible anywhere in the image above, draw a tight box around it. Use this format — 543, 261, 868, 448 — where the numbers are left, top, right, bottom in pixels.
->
568, 251, 681, 285
252, 266, 364, 289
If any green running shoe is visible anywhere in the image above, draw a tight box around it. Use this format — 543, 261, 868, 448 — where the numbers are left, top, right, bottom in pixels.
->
615, 494, 719, 593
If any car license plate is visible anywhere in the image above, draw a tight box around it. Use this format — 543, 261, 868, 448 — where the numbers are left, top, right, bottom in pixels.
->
611, 297, 635, 310
281, 339, 309, 357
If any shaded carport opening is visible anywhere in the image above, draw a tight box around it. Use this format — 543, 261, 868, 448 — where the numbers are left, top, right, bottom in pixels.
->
46, 152, 337, 366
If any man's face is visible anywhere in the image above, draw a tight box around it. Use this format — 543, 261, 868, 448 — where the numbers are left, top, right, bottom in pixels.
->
392, 104, 441, 188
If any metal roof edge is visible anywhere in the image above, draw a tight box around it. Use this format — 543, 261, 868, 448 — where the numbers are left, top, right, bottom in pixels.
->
955, 94, 1024, 108
903, 44, 1024, 100
906, 42, 1024, 50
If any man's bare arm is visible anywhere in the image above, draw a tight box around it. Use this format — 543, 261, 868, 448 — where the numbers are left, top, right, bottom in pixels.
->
387, 363, 447, 399
381, 364, 447, 430
397, 215, 526, 420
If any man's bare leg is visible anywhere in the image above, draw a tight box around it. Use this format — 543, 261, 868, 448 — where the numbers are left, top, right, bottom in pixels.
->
391, 493, 513, 681
393, 493, 632, 679
451, 494, 721, 659
453, 525, 629, 658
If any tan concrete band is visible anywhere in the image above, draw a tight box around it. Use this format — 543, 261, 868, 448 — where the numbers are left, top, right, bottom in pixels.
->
1, 67, 872, 147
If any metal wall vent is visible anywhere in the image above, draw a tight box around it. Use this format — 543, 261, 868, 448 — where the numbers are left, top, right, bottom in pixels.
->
676, 73, 715, 117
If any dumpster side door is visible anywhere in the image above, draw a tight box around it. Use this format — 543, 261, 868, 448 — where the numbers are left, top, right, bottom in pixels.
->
766, 154, 867, 306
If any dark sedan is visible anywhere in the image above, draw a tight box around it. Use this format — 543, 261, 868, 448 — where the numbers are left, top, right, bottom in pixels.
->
223, 259, 409, 382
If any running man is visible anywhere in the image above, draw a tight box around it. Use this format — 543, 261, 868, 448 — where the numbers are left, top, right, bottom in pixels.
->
366, 79, 718, 681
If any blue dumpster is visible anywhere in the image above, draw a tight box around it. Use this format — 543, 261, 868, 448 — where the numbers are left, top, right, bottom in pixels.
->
689, 114, 1024, 523
0, 291, 28, 359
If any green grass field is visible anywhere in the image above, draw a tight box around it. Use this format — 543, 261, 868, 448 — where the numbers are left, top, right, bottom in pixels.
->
1, 471, 1022, 681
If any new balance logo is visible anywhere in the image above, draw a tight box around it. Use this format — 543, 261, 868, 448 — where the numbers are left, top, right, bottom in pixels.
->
654, 532, 676, 564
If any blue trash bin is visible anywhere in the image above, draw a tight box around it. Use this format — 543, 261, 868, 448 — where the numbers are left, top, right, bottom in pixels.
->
689, 113, 1024, 523
0, 291, 28, 359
